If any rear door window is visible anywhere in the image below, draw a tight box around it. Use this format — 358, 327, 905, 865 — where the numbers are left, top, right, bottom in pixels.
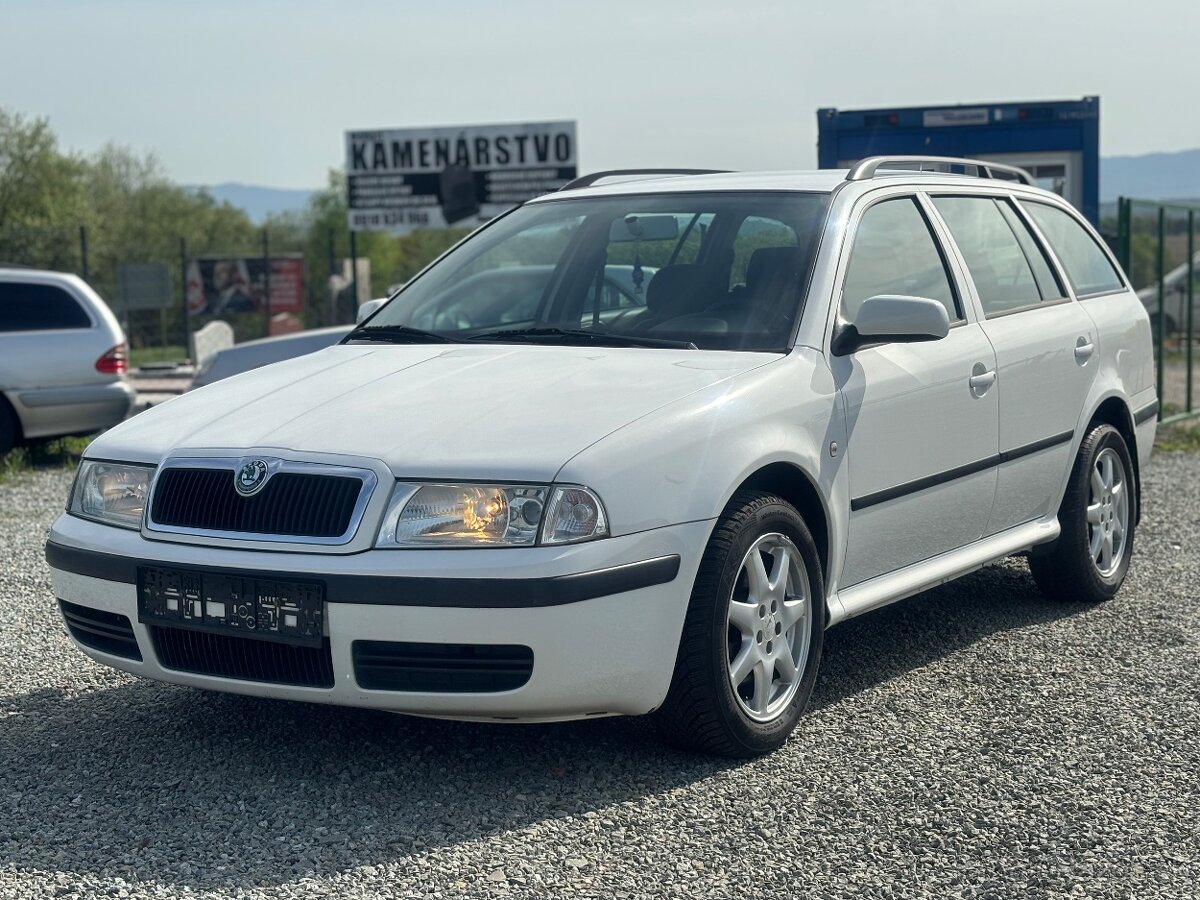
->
0, 281, 92, 332
996, 200, 1066, 301
933, 196, 1046, 316
1021, 201, 1125, 296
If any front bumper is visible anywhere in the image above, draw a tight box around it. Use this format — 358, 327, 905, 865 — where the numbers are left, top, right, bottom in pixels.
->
47, 514, 710, 721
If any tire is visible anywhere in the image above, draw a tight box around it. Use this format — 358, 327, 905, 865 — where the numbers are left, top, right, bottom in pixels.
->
656, 490, 824, 757
1030, 423, 1137, 603
0, 401, 16, 457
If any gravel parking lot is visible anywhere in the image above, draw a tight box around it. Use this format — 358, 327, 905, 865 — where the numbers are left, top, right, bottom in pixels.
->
2, 455, 1198, 899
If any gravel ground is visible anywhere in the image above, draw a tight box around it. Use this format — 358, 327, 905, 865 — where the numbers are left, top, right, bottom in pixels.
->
1, 456, 1198, 899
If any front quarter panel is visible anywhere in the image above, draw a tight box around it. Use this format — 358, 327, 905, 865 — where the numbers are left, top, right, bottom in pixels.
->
555, 348, 848, 601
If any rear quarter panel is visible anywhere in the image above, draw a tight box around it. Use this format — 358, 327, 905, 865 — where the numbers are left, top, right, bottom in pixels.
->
1078, 288, 1157, 471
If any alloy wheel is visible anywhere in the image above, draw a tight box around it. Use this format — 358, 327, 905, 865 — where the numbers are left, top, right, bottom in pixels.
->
725, 533, 811, 722
1088, 446, 1130, 578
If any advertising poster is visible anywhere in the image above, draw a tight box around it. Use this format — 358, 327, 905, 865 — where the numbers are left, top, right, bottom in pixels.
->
185, 256, 305, 317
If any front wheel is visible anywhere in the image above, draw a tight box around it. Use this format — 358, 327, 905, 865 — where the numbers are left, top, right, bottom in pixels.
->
656, 491, 824, 757
1030, 423, 1137, 602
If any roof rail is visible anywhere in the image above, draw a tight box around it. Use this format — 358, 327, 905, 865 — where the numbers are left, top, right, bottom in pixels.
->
846, 156, 1035, 186
559, 168, 731, 191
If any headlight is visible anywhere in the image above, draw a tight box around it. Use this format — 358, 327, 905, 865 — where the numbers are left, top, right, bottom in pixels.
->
376, 482, 608, 547
68, 461, 153, 529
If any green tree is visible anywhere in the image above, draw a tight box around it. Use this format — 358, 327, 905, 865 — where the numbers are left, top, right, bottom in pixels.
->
267, 170, 468, 327
0, 109, 89, 267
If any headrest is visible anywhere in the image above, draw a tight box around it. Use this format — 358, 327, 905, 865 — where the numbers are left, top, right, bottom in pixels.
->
746, 246, 804, 292
645, 264, 719, 320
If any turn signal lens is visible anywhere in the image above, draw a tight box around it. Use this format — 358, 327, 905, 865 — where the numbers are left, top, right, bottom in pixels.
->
542, 486, 608, 545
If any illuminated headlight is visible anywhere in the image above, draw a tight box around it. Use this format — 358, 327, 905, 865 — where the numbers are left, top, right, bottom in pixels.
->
376, 483, 608, 547
68, 461, 153, 529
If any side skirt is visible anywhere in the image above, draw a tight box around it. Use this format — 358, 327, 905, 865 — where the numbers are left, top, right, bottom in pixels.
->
827, 518, 1061, 626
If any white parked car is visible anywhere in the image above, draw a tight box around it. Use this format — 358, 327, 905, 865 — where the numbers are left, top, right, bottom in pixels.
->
0, 268, 135, 455
189, 326, 353, 389
46, 159, 1157, 756
189, 302, 410, 389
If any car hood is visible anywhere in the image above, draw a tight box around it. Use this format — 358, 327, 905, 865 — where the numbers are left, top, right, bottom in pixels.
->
94, 343, 779, 481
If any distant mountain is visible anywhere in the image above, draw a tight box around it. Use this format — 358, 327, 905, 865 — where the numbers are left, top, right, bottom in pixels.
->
190, 183, 315, 222
1100, 149, 1200, 202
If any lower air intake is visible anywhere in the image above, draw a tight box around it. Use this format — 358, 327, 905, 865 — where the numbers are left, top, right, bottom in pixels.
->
60, 599, 142, 661
352, 640, 533, 693
150, 626, 334, 688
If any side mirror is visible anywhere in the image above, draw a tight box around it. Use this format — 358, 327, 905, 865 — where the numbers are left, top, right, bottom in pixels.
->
832, 294, 951, 356
356, 298, 385, 324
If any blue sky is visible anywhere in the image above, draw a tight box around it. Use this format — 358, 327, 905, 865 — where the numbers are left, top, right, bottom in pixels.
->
1, 0, 1194, 188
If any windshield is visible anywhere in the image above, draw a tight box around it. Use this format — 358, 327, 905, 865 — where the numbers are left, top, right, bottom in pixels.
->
356, 191, 830, 352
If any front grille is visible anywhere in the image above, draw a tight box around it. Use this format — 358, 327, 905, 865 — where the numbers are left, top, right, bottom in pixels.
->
150, 467, 363, 539
353, 640, 533, 693
150, 626, 334, 688
60, 599, 142, 660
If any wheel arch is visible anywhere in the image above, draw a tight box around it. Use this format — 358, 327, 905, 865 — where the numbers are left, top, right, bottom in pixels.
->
1086, 394, 1141, 523
731, 461, 831, 589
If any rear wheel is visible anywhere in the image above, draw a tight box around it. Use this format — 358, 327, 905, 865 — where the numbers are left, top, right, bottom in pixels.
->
657, 490, 824, 757
1030, 423, 1136, 602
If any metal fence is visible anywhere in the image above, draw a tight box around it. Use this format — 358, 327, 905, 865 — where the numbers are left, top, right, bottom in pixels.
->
0, 224, 368, 360
6, 208, 1199, 419
1115, 198, 1198, 424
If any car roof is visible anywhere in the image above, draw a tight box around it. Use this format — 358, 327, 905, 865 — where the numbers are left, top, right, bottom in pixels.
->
0, 266, 79, 279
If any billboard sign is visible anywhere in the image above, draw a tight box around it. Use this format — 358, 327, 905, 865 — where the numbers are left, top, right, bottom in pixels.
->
185, 256, 304, 317
345, 120, 577, 234
115, 261, 171, 311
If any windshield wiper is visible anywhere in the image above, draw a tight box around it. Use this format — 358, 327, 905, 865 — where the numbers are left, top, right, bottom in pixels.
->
467, 327, 697, 350
343, 324, 459, 344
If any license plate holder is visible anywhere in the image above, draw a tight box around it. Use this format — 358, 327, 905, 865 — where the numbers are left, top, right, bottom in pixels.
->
137, 566, 325, 647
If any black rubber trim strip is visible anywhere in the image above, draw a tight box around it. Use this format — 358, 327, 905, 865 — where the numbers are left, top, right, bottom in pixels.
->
44, 542, 680, 608
998, 429, 1075, 463
851, 429, 1074, 511
1133, 400, 1159, 425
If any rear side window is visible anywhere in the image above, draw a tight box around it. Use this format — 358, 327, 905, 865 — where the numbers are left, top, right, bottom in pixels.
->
996, 200, 1066, 301
1022, 201, 1125, 296
0, 281, 92, 332
842, 198, 960, 322
933, 196, 1059, 316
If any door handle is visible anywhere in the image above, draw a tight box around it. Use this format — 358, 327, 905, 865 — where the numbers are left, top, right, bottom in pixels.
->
1074, 337, 1095, 363
969, 365, 996, 395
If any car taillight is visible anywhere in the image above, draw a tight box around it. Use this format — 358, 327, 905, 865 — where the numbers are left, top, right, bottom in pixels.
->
95, 343, 128, 375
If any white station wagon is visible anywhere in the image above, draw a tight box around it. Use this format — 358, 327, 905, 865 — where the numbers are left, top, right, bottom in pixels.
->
47, 158, 1157, 756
